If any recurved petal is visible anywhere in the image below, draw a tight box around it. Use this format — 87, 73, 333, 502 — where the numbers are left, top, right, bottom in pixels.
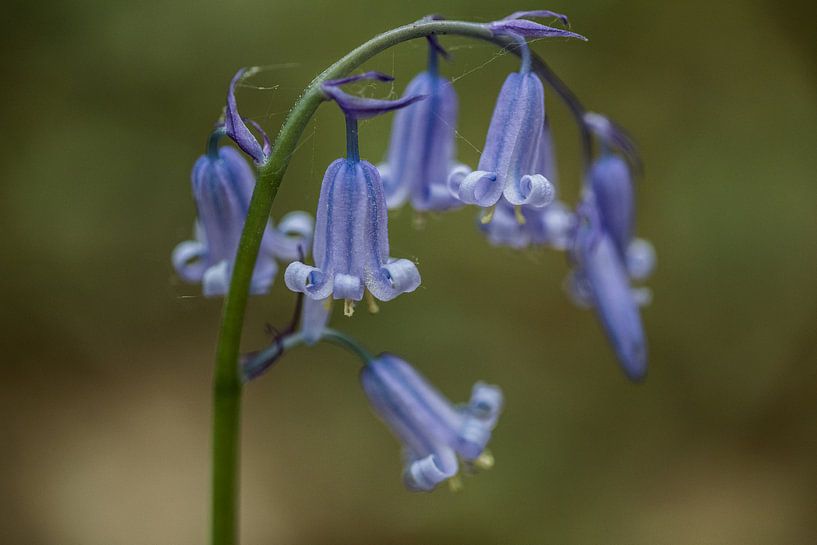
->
284, 261, 333, 300
626, 238, 656, 280
266, 211, 314, 261
456, 170, 501, 206
456, 382, 503, 461
202, 260, 231, 297
367, 259, 421, 301
403, 449, 459, 492
172, 240, 207, 283
504, 174, 555, 208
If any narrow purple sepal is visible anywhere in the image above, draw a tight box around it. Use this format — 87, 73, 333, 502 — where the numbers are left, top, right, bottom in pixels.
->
488, 19, 587, 41
172, 146, 313, 297
360, 354, 503, 491
502, 10, 570, 27
379, 70, 464, 211
452, 72, 554, 208
285, 159, 420, 302
322, 72, 427, 120
224, 68, 271, 164
571, 204, 647, 381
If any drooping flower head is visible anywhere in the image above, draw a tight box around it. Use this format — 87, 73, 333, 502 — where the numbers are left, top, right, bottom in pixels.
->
172, 128, 313, 297
569, 198, 647, 381
479, 114, 576, 249
360, 354, 503, 491
285, 73, 426, 315
449, 12, 585, 211
379, 32, 466, 212
584, 112, 655, 280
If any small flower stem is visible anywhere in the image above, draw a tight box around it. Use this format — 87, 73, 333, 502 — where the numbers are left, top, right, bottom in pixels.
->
209, 19, 586, 545
320, 328, 374, 363
345, 117, 360, 162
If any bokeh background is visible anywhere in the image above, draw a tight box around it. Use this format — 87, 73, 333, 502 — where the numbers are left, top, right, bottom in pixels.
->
3, 0, 817, 543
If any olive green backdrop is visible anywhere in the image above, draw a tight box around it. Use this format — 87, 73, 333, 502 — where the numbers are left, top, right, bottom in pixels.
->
2, 0, 816, 543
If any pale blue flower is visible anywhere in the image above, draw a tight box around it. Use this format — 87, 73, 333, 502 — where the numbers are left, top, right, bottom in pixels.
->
379, 38, 465, 211
285, 73, 424, 311
172, 132, 313, 297
569, 200, 647, 381
361, 354, 503, 491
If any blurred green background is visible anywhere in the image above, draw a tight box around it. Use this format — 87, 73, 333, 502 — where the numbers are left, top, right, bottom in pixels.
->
2, 0, 817, 543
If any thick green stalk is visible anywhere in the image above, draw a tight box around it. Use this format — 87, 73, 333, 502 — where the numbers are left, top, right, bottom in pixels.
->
209, 19, 584, 545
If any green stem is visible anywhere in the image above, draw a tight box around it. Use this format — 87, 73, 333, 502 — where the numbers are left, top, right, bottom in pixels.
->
320, 328, 374, 363
209, 18, 584, 545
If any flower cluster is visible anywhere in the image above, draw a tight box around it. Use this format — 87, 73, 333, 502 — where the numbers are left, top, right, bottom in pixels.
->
175, 10, 654, 492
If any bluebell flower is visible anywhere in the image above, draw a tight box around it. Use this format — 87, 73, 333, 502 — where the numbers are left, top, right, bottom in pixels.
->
285, 73, 424, 314
584, 112, 655, 280
569, 200, 647, 381
172, 131, 313, 297
378, 37, 465, 211
449, 13, 584, 210
360, 354, 503, 491
479, 115, 575, 249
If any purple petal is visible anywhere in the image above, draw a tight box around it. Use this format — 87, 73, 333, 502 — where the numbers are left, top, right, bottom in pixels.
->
404, 450, 459, 492
589, 155, 634, 259
264, 211, 314, 262
285, 159, 419, 302
300, 297, 331, 346
224, 68, 270, 164
172, 239, 207, 282
504, 173, 555, 208
380, 71, 462, 211
458, 72, 545, 208
367, 259, 421, 302
574, 216, 647, 381
322, 72, 427, 120
360, 354, 502, 491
